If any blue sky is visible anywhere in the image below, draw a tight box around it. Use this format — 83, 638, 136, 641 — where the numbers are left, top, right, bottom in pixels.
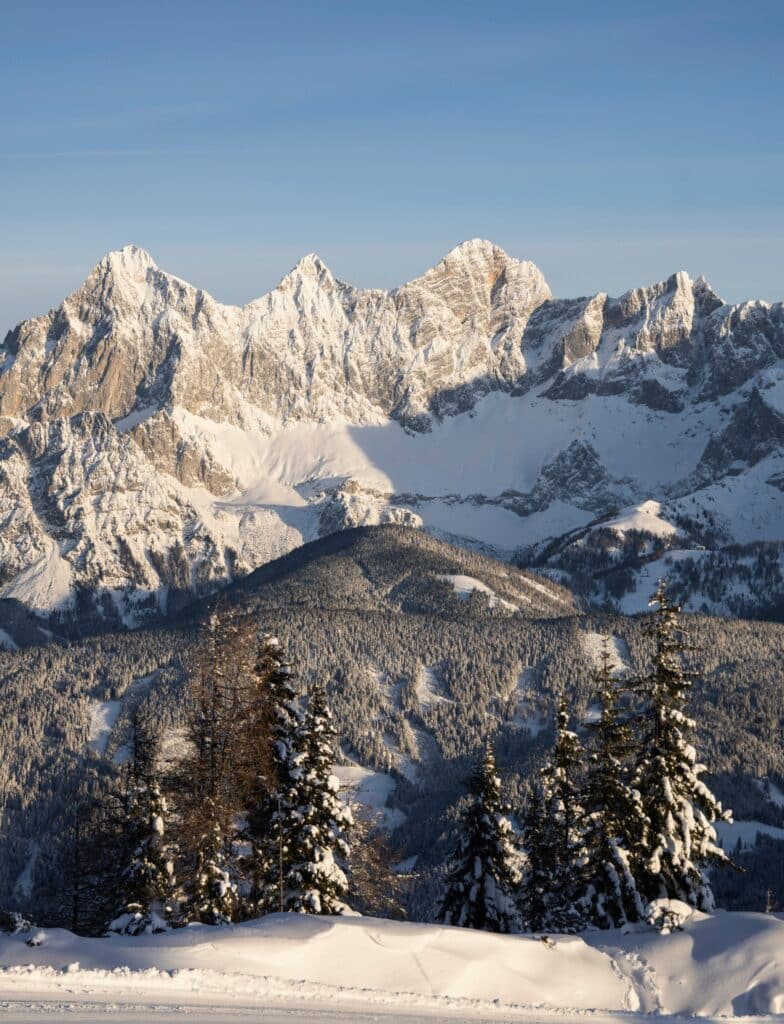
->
2, 0, 782, 328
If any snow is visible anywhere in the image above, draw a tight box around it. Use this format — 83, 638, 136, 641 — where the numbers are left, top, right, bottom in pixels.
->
435, 575, 516, 611
520, 570, 572, 608
510, 670, 547, 734
86, 700, 123, 756
602, 500, 679, 539
580, 632, 629, 674
0, 538, 72, 612
12, 842, 38, 902
670, 453, 784, 545
113, 405, 158, 433
415, 664, 452, 706
1, 911, 784, 1018
755, 777, 784, 809
617, 550, 708, 614
160, 385, 727, 563
332, 765, 405, 830
715, 818, 784, 849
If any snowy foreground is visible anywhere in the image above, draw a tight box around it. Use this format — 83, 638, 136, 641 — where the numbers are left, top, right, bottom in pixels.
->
0, 911, 783, 1021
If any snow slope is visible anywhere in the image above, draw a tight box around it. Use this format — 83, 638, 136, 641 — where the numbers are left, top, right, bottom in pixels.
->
87, 700, 123, 756
0, 910, 783, 1018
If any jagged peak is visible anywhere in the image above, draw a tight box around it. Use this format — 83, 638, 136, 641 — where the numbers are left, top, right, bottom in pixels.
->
99, 245, 158, 277
411, 238, 550, 301
426, 238, 540, 278
669, 269, 693, 290
694, 273, 723, 299
278, 252, 335, 289
443, 238, 510, 262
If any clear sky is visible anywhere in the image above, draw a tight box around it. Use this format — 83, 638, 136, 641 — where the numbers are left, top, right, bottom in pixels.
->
2, 0, 783, 330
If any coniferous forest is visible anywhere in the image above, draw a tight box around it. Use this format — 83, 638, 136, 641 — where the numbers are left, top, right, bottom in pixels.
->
1, 527, 775, 937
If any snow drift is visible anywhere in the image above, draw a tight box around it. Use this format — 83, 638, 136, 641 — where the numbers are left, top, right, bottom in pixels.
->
0, 910, 783, 1018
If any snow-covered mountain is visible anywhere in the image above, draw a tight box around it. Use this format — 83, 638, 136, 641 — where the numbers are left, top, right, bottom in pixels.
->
2, 239, 784, 626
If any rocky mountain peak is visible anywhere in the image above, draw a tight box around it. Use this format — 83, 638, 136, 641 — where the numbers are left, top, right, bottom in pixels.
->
279, 252, 336, 289
100, 244, 158, 276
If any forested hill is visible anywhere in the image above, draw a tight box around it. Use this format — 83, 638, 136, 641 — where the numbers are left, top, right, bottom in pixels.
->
0, 525, 783, 923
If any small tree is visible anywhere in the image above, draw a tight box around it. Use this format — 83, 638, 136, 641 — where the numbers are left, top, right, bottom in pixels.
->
174, 611, 266, 925
183, 800, 237, 926
578, 639, 647, 928
536, 698, 587, 932
109, 779, 177, 934
347, 808, 407, 920
437, 742, 520, 932
519, 781, 555, 932
246, 631, 304, 914
285, 683, 353, 914
633, 580, 732, 912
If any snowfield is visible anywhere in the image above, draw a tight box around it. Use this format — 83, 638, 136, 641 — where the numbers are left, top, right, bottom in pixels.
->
1, 910, 783, 1020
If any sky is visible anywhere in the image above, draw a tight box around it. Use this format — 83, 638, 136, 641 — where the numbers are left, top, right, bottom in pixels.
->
1, 0, 783, 329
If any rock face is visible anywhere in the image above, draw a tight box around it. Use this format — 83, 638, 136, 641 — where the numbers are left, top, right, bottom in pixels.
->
1, 239, 784, 627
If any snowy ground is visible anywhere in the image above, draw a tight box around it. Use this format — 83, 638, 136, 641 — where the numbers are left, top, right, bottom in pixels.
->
1, 910, 783, 1020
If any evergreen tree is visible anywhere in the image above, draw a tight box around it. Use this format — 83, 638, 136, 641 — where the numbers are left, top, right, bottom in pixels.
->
285, 682, 353, 914
108, 779, 177, 934
183, 800, 237, 926
536, 698, 587, 932
578, 639, 647, 928
519, 781, 554, 932
246, 631, 304, 914
633, 580, 732, 912
437, 741, 520, 932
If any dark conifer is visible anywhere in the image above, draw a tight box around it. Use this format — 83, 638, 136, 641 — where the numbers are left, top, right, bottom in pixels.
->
437, 741, 519, 932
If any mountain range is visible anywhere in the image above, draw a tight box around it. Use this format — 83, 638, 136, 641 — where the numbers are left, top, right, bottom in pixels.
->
2, 239, 783, 637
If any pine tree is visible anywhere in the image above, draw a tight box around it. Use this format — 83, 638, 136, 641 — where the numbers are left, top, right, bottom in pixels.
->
246, 631, 304, 914
184, 800, 238, 926
536, 698, 587, 932
437, 741, 520, 932
578, 639, 647, 928
109, 779, 177, 934
519, 781, 554, 932
633, 579, 732, 913
285, 682, 353, 914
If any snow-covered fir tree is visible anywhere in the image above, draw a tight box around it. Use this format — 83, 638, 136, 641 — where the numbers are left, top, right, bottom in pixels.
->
246, 631, 304, 914
285, 682, 353, 914
108, 779, 177, 935
578, 638, 647, 928
183, 800, 238, 926
437, 741, 520, 932
534, 698, 587, 932
633, 579, 732, 913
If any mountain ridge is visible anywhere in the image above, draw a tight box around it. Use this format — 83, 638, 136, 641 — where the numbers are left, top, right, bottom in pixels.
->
1, 240, 783, 631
